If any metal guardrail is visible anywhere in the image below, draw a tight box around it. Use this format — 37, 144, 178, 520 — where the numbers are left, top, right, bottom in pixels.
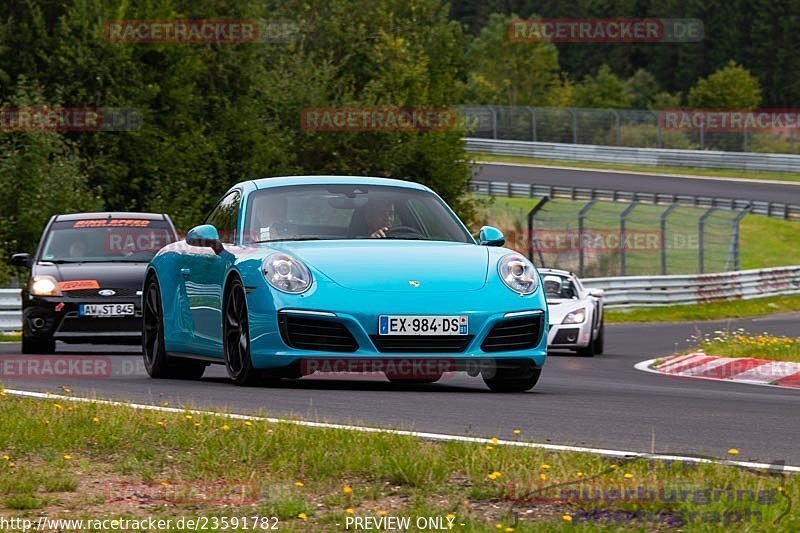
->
465, 137, 800, 173
471, 179, 800, 221
0, 289, 22, 332
582, 266, 800, 308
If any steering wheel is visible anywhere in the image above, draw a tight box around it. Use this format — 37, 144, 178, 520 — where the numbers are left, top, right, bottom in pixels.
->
385, 225, 425, 239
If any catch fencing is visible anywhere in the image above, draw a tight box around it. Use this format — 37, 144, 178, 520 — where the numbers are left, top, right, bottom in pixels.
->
582, 266, 800, 308
460, 105, 800, 155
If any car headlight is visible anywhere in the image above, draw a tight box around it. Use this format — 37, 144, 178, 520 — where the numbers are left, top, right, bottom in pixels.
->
498, 253, 538, 295
563, 307, 587, 324
262, 253, 312, 294
30, 275, 62, 297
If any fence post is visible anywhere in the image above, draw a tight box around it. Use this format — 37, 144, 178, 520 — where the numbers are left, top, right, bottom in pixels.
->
651, 110, 664, 148
489, 105, 497, 139
578, 199, 597, 277
698, 207, 715, 273
659, 202, 680, 275
527, 106, 537, 142
620, 201, 639, 276
527, 195, 550, 264
726, 206, 751, 271
699, 123, 705, 150
568, 108, 578, 144
609, 109, 621, 145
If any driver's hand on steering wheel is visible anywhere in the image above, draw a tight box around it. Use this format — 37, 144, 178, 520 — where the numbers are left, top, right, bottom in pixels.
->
370, 226, 389, 238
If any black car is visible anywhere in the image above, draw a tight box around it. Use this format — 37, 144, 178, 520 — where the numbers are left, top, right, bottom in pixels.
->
11, 212, 178, 354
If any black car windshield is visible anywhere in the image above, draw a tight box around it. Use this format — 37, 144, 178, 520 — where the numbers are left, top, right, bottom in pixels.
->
243, 184, 473, 244
39, 218, 176, 263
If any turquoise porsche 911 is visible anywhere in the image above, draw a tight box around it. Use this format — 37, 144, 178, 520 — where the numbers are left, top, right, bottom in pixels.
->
142, 176, 548, 392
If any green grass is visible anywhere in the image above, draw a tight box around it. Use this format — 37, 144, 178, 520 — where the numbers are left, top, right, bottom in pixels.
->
0, 391, 797, 531
605, 294, 800, 324
0, 333, 21, 342
684, 329, 800, 363
474, 152, 800, 183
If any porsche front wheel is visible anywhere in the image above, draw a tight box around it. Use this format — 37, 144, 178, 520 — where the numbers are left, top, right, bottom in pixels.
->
223, 277, 264, 386
482, 365, 541, 393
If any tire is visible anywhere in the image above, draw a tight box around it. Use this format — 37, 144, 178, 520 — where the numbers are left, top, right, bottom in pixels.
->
576, 341, 595, 357
21, 335, 55, 354
592, 322, 604, 355
223, 276, 265, 386
142, 274, 206, 379
482, 365, 541, 393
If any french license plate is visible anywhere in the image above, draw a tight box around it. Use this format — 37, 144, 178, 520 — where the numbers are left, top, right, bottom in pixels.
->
79, 303, 135, 317
378, 315, 468, 336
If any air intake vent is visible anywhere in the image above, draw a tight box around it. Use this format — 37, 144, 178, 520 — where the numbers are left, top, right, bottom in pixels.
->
481, 314, 544, 352
278, 313, 358, 352
370, 335, 473, 353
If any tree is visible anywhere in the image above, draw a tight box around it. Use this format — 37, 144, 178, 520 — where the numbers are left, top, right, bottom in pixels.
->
465, 13, 561, 106
626, 69, 661, 109
574, 65, 633, 109
688, 61, 762, 109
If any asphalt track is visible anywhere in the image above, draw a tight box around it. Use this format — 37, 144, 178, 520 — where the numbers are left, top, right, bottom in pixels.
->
2, 313, 799, 464
471, 162, 800, 205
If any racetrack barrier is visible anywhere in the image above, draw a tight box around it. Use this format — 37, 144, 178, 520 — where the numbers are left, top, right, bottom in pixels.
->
465, 137, 800, 173
0, 289, 22, 332
582, 265, 800, 308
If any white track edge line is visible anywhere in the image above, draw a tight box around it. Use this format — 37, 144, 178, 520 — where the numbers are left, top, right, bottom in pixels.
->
4, 387, 799, 473
474, 160, 800, 187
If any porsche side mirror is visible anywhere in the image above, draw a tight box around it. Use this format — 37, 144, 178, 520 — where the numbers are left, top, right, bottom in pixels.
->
587, 288, 604, 298
478, 226, 505, 247
11, 253, 31, 268
186, 225, 223, 254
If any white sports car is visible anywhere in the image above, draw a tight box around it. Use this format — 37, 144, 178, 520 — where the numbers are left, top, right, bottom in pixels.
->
541, 268, 605, 356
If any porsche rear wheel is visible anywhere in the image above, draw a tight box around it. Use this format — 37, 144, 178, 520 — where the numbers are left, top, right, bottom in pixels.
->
482, 365, 541, 393
223, 277, 264, 386
142, 274, 206, 379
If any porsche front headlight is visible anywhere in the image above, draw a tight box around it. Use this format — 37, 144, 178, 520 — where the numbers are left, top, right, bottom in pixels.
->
262, 253, 312, 294
30, 275, 62, 297
563, 307, 587, 324
498, 253, 538, 295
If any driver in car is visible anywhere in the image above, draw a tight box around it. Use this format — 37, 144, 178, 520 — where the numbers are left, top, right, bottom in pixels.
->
365, 198, 396, 238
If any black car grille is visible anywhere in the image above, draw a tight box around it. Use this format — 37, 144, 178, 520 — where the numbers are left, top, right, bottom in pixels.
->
278, 314, 359, 352
64, 288, 140, 298
370, 335, 473, 353
481, 314, 544, 352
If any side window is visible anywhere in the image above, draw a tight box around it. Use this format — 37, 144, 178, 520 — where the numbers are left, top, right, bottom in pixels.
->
205, 191, 241, 243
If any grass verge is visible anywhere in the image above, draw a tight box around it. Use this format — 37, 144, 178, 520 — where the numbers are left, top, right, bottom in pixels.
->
0, 333, 21, 342
685, 329, 800, 363
605, 295, 800, 324
0, 391, 797, 531
473, 153, 800, 184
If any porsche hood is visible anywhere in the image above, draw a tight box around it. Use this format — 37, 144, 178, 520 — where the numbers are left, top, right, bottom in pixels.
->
269, 241, 489, 292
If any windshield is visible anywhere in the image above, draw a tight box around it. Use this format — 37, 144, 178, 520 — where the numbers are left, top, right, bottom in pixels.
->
543, 274, 579, 300
243, 185, 473, 244
39, 218, 176, 263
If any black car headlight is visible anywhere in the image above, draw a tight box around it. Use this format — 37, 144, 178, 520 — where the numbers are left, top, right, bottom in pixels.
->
30, 275, 62, 297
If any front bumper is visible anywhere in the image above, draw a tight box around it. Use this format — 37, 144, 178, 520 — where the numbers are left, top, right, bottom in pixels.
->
547, 321, 592, 349
22, 295, 142, 344
242, 274, 549, 370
